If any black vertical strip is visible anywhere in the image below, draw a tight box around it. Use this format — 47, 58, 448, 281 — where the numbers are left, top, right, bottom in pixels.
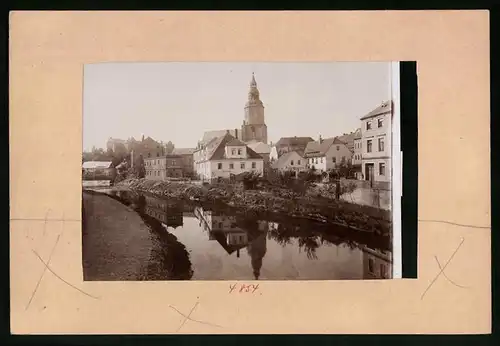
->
400, 61, 418, 279
490, 6, 498, 337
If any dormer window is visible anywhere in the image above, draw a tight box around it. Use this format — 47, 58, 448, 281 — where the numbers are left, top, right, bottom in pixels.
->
238, 148, 242, 155
232, 149, 236, 155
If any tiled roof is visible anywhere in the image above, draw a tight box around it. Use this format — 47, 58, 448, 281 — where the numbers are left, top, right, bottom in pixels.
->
208, 133, 263, 160
360, 100, 392, 120
172, 148, 196, 155
337, 129, 361, 146
226, 138, 247, 146
247, 141, 271, 154
272, 151, 303, 169
82, 161, 113, 169
201, 129, 238, 145
275, 136, 314, 148
304, 137, 346, 157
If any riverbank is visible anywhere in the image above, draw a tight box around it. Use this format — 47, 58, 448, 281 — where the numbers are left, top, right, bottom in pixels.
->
82, 191, 153, 280
114, 178, 392, 236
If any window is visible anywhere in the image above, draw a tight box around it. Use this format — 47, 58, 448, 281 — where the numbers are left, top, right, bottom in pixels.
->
232, 149, 236, 155
380, 264, 387, 278
378, 118, 383, 128
298, 160, 301, 165
378, 138, 384, 151
336, 145, 340, 151
148, 153, 151, 158
379, 162, 385, 176
367, 140, 372, 153
229, 163, 234, 169
332, 157, 336, 163
157, 152, 159, 157
368, 258, 374, 273
321, 157, 324, 163
291, 160, 294, 166
219, 222, 223, 229
252, 162, 256, 169
240, 162, 245, 169
238, 148, 242, 155
366, 121, 372, 130
315, 158, 318, 164
342, 156, 346, 162
218, 163, 222, 170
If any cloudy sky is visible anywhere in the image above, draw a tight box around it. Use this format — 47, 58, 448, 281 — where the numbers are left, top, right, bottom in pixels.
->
83, 62, 393, 151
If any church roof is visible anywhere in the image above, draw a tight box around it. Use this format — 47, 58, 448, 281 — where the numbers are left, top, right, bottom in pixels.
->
304, 137, 347, 157
246, 141, 271, 154
208, 133, 263, 160
360, 100, 392, 120
172, 148, 196, 156
275, 136, 314, 148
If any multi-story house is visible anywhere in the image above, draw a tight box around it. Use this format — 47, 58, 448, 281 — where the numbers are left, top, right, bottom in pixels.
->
337, 128, 361, 152
193, 132, 264, 181
246, 141, 272, 172
304, 136, 352, 173
274, 136, 314, 158
130, 136, 165, 160
171, 148, 196, 177
352, 132, 363, 179
362, 246, 392, 279
271, 151, 307, 175
360, 100, 392, 183
145, 154, 184, 180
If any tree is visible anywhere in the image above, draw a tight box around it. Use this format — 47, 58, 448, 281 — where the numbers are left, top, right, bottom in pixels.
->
134, 154, 146, 178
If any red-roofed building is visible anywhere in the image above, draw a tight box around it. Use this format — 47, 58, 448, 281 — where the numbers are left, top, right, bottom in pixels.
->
193, 132, 264, 181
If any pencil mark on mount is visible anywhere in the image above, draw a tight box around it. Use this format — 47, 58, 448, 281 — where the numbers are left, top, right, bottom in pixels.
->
32, 250, 100, 300
418, 219, 490, 230
26, 234, 61, 310
421, 237, 465, 300
169, 302, 223, 330
434, 256, 469, 289
42, 209, 51, 236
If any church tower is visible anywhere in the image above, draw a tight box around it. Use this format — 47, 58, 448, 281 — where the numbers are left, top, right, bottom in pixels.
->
241, 73, 268, 144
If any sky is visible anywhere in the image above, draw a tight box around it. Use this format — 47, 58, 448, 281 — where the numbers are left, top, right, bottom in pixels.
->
83, 62, 392, 151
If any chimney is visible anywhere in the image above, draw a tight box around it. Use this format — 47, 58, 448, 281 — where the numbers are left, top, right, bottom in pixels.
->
235, 128, 238, 139
319, 135, 323, 144
226, 129, 230, 134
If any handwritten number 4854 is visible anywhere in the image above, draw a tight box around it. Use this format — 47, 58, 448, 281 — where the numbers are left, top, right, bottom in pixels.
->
229, 283, 259, 294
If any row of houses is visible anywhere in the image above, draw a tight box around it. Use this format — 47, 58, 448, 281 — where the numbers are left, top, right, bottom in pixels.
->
96, 74, 392, 185
269, 100, 392, 183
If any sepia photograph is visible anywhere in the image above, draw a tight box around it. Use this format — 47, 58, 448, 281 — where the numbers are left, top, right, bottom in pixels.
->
82, 62, 401, 281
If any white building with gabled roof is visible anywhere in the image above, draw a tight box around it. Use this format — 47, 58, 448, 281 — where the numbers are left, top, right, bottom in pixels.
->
194, 132, 264, 181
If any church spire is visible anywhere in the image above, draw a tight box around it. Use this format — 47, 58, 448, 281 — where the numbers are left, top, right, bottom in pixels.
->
248, 72, 260, 101
250, 72, 257, 87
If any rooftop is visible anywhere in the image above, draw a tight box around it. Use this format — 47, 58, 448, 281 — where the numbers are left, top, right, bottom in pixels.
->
172, 148, 196, 156
360, 100, 392, 120
275, 136, 314, 148
208, 133, 263, 160
304, 137, 347, 157
82, 161, 113, 169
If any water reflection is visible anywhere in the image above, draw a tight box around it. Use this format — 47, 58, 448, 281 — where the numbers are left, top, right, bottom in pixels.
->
106, 190, 392, 280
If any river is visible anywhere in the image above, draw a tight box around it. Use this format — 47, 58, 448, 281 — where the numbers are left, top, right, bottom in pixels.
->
95, 189, 392, 280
